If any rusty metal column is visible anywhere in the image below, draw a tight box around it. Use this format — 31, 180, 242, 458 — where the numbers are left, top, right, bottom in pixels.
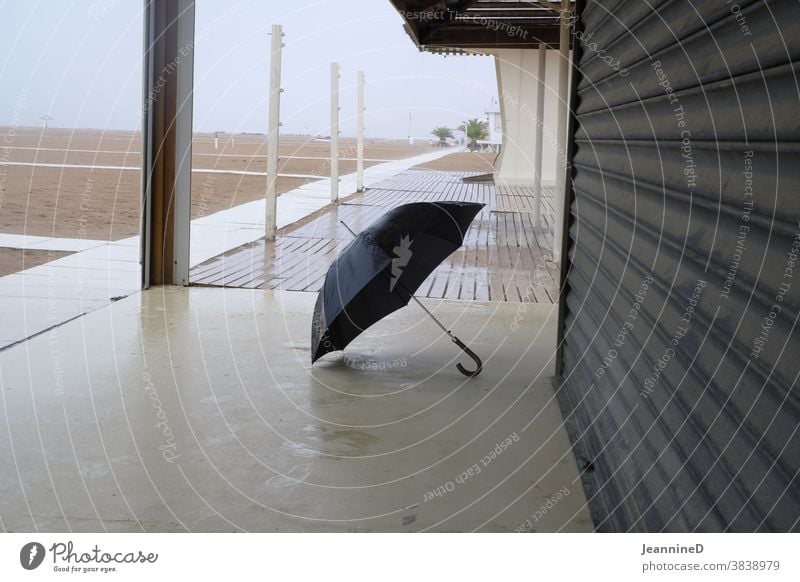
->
140, 0, 195, 287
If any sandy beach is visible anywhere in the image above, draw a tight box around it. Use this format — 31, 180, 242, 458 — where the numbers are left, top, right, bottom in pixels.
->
0, 128, 495, 275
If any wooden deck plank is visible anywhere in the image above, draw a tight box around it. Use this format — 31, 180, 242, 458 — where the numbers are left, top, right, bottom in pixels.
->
190, 169, 559, 304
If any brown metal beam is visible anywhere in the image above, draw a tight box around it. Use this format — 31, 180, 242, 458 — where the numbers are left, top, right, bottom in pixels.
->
143, 0, 176, 285
141, 0, 194, 287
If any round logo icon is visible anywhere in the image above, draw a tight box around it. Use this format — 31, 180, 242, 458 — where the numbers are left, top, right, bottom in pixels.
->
20, 542, 46, 570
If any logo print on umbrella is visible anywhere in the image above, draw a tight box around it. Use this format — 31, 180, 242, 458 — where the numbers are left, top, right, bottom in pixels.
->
390, 235, 413, 291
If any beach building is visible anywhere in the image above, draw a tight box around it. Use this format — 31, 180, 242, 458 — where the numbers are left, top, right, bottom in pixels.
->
0, 0, 797, 534
476, 106, 502, 153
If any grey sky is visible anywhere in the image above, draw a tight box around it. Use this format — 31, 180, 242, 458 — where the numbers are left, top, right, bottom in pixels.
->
0, 0, 499, 138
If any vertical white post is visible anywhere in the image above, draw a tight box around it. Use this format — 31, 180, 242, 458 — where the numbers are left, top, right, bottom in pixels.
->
171, 0, 195, 286
356, 70, 365, 192
330, 62, 340, 203
553, 2, 571, 259
532, 44, 546, 229
265, 24, 284, 239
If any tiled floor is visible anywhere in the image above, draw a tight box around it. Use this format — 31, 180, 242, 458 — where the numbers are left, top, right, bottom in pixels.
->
0, 234, 110, 253
0, 286, 592, 532
0, 148, 459, 349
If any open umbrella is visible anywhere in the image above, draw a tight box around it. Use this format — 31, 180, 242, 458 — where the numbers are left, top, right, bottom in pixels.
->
311, 201, 484, 376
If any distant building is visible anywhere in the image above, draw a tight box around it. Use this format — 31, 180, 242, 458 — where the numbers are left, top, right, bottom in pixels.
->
476, 108, 502, 153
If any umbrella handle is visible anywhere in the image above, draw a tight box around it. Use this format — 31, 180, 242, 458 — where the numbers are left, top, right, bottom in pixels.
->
339, 220, 483, 377
452, 336, 483, 377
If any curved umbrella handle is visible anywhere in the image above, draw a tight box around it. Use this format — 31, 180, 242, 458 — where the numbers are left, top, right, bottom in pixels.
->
452, 336, 483, 377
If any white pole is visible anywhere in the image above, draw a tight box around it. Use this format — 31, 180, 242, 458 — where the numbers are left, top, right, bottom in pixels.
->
265, 24, 284, 240
553, 2, 571, 260
532, 44, 546, 229
330, 62, 340, 203
356, 70, 365, 192
172, 0, 195, 286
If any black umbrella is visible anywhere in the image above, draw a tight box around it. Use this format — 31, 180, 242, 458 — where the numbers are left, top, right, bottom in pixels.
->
311, 201, 485, 376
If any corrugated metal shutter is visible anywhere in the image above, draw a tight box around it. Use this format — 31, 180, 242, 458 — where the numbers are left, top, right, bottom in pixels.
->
558, 0, 800, 532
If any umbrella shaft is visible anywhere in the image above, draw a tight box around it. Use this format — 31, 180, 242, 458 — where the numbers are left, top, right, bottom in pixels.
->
340, 221, 357, 237
408, 294, 452, 336
340, 219, 455, 338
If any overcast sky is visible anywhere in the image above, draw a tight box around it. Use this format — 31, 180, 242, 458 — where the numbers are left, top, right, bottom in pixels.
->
0, 0, 499, 138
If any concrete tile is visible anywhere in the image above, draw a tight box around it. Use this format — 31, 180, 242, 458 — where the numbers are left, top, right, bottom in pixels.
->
0, 287, 591, 532
0, 147, 459, 350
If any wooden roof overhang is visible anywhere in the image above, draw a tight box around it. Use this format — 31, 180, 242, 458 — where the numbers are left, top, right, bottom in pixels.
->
387, 0, 573, 51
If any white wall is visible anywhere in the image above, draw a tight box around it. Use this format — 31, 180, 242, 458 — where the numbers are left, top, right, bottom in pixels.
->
491, 48, 564, 186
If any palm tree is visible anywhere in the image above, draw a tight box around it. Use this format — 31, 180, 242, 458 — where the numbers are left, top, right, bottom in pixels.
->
431, 126, 453, 147
459, 118, 489, 151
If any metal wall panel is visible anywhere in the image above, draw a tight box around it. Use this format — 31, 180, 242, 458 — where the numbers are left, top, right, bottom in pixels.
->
558, 0, 800, 531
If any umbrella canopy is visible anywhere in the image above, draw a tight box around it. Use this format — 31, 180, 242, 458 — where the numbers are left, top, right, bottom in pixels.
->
311, 201, 484, 372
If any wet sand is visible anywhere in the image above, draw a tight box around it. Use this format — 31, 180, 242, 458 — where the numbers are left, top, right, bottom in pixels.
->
0, 248, 73, 277
0, 129, 493, 242
412, 151, 497, 172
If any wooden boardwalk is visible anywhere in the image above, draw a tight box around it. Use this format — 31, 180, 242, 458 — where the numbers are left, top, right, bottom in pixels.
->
190, 171, 559, 303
